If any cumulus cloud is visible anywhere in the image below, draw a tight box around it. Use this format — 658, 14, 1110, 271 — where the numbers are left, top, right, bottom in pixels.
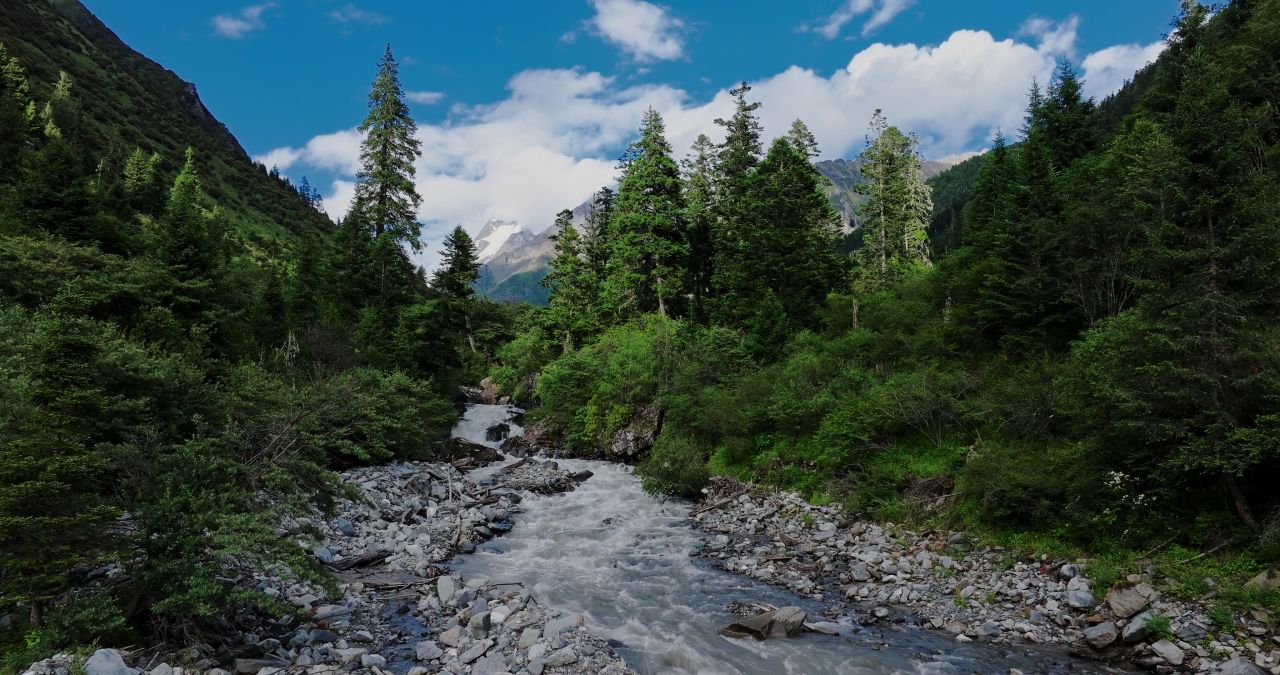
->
1081, 41, 1165, 100
212, 2, 276, 39
406, 91, 447, 105
586, 0, 687, 62
1019, 15, 1080, 57
809, 0, 914, 40
328, 4, 389, 26
260, 22, 1159, 270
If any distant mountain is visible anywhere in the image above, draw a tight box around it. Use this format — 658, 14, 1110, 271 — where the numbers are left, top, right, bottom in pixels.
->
474, 154, 973, 305
0, 0, 330, 247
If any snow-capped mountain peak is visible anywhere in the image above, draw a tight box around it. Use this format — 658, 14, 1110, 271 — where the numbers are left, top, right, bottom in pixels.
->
474, 219, 535, 264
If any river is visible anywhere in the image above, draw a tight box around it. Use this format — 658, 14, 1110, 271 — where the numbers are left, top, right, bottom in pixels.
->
450, 404, 1120, 674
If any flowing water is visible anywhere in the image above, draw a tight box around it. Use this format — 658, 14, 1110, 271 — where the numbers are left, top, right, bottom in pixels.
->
450, 404, 1120, 675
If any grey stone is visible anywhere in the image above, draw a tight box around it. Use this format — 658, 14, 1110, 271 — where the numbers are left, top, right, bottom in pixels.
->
437, 576, 457, 604
359, 654, 386, 669
84, 650, 132, 675
518, 627, 540, 649
311, 604, 350, 621
1121, 610, 1155, 643
1244, 569, 1278, 592
1150, 639, 1184, 666
331, 648, 366, 665
415, 641, 443, 661
469, 610, 492, 639
543, 613, 580, 637
719, 606, 807, 639
459, 640, 492, 664
544, 648, 578, 668
1209, 657, 1268, 675
149, 664, 173, 675
1059, 563, 1082, 579
308, 629, 339, 645
233, 658, 288, 675
471, 653, 510, 675
350, 630, 373, 644
975, 621, 1002, 638
1106, 583, 1157, 618
333, 517, 355, 535
1065, 590, 1096, 610
312, 547, 334, 564
1082, 621, 1117, 649
439, 625, 465, 648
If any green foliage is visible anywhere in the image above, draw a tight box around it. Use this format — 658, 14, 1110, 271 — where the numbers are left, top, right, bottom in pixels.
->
638, 432, 710, 498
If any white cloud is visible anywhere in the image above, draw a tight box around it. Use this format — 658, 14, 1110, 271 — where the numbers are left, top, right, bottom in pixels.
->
329, 4, 389, 26
212, 3, 276, 39
810, 0, 914, 40
1081, 41, 1165, 100
1019, 15, 1080, 57
587, 0, 686, 62
406, 91, 446, 105
261, 24, 1160, 270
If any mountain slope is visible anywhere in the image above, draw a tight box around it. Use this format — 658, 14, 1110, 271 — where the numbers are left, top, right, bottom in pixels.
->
0, 0, 330, 247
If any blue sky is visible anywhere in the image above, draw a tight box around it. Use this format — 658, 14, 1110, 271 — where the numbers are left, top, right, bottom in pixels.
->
83, 0, 1181, 266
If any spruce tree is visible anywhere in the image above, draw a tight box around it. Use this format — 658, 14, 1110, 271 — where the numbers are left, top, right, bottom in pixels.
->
349, 45, 423, 247
743, 136, 844, 329
682, 134, 717, 321
543, 209, 595, 350
432, 225, 480, 351
603, 108, 687, 318
854, 110, 932, 288
709, 83, 764, 319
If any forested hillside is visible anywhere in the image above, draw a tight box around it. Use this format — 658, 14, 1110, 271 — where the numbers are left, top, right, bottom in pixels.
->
495, 0, 1280, 613
0, 0, 331, 249
0, 12, 509, 663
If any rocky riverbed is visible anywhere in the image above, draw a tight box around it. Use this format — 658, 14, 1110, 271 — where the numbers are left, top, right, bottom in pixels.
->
21, 413, 633, 675
690, 476, 1278, 674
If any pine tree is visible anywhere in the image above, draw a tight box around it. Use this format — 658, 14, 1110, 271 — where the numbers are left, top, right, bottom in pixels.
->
432, 225, 480, 352
854, 110, 932, 288
349, 46, 423, 247
682, 134, 717, 321
0, 42, 33, 186
786, 119, 821, 161
40, 71, 76, 139
543, 209, 596, 350
709, 83, 764, 318
603, 108, 687, 318
0, 314, 120, 627
742, 136, 844, 329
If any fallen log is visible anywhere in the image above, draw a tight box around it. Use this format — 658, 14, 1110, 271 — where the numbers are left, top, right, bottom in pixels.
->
330, 549, 390, 571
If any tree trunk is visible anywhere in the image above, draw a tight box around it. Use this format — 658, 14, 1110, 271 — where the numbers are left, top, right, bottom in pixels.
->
30, 600, 42, 628
464, 312, 476, 353
656, 275, 667, 318
851, 299, 859, 331
1225, 474, 1259, 530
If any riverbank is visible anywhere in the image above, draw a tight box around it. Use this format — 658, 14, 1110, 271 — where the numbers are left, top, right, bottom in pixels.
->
689, 476, 1277, 674
20, 410, 633, 675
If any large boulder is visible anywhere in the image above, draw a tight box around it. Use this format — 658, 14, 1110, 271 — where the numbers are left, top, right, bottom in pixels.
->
1082, 621, 1117, 649
442, 437, 503, 465
1121, 610, 1156, 643
719, 607, 807, 640
84, 650, 133, 675
485, 423, 510, 442
479, 377, 499, 404
609, 405, 662, 458
1244, 569, 1278, 592
1106, 583, 1158, 618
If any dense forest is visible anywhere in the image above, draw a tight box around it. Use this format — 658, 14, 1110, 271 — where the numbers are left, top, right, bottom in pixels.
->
0, 30, 503, 664
495, 0, 1280, 611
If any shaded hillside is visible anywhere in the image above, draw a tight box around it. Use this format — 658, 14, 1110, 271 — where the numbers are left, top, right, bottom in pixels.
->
0, 0, 330, 251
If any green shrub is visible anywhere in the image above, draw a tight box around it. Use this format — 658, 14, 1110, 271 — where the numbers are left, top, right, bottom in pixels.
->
637, 431, 710, 498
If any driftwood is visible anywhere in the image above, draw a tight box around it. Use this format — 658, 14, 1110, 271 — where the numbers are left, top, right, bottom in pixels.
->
690, 489, 748, 517
330, 549, 390, 571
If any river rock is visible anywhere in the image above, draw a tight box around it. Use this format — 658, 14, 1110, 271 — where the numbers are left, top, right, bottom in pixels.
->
545, 647, 579, 668
1065, 590, 1096, 610
439, 625, 464, 648
1244, 569, 1278, 592
459, 639, 492, 664
438, 576, 456, 604
485, 423, 510, 442
1210, 656, 1269, 674
609, 405, 661, 457
415, 641, 443, 661
1083, 621, 1117, 649
469, 610, 492, 638
331, 648, 367, 665
1150, 639, 1185, 665
479, 377, 499, 404
1121, 610, 1155, 643
719, 606, 807, 640
84, 649, 132, 675
360, 654, 386, 669
1106, 583, 1158, 618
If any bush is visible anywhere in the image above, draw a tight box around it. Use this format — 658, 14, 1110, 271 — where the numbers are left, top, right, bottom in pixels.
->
637, 431, 710, 498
